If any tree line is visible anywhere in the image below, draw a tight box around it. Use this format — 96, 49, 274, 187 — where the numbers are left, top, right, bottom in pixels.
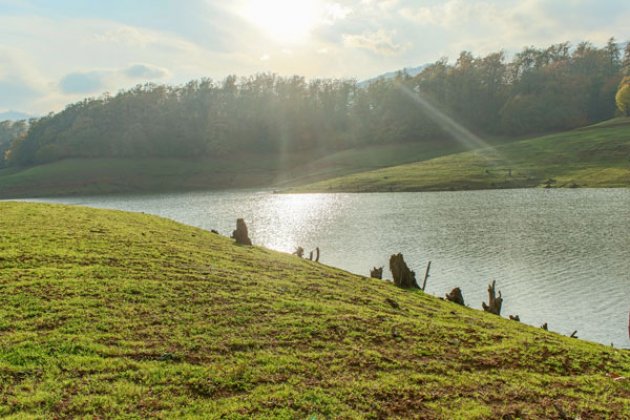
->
0, 120, 28, 168
3, 39, 630, 167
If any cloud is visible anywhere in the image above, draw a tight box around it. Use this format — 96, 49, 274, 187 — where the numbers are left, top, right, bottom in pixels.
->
59, 71, 107, 94
343, 29, 407, 55
93, 26, 157, 47
0, 13, 258, 113
124, 63, 170, 79
397, 0, 630, 56
0, 48, 47, 111
322, 3, 352, 24
0, 80, 41, 109
59, 64, 170, 95
400, 1, 500, 27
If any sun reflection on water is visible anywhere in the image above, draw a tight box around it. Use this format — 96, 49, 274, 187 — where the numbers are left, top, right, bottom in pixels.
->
252, 193, 339, 254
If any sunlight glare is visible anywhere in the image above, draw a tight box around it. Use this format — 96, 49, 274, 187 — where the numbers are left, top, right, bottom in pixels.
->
394, 81, 507, 162
242, 0, 321, 43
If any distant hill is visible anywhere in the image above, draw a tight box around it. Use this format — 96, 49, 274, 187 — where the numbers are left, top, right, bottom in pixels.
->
0, 110, 32, 121
290, 117, 630, 193
358, 64, 429, 87
0, 140, 465, 198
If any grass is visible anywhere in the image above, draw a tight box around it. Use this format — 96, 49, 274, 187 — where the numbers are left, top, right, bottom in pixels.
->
0, 202, 628, 418
0, 155, 293, 198
291, 118, 630, 193
0, 140, 467, 199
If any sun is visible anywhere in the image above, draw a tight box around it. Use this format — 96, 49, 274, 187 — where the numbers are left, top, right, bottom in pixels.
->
242, 0, 321, 43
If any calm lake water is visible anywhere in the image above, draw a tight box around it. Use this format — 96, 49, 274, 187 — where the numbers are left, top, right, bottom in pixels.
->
32, 189, 630, 347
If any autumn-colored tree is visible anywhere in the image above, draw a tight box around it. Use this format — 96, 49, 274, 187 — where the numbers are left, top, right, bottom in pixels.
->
616, 76, 630, 116
0, 120, 28, 167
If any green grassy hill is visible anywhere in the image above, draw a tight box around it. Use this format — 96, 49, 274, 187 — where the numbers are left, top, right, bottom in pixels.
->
291, 118, 630, 193
0, 202, 628, 418
0, 139, 467, 199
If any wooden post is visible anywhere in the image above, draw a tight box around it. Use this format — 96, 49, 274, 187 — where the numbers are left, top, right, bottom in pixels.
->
315, 247, 320, 263
421, 261, 431, 291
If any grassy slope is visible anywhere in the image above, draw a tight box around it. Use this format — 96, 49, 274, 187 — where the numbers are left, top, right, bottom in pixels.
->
0, 140, 466, 199
0, 203, 628, 418
292, 118, 630, 193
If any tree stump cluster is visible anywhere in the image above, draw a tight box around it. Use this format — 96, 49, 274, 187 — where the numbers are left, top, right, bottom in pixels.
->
370, 267, 383, 279
231, 218, 252, 245
482, 280, 503, 315
445, 287, 465, 306
389, 253, 419, 289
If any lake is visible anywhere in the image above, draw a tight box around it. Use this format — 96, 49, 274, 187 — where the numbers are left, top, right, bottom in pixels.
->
32, 188, 630, 348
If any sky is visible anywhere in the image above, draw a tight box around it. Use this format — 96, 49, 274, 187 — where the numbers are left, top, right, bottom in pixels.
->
1, 0, 629, 115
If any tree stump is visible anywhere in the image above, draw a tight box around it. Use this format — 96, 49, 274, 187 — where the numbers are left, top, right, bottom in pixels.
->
445, 287, 465, 306
389, 253, 418, 289
315, 247, 320, 263
509, 315, 520, 322
482, 280, 503, 315
231, 218, 252, 245
293, 247, 304, 258
370, 266, 383, 279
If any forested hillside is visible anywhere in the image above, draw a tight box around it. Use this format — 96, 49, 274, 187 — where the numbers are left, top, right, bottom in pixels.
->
0, 121, 28, 168
3, 39, 629, 168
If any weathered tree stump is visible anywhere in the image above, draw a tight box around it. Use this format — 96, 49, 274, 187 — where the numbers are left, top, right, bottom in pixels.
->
509, 315, 520, 322
445, 287, 465, 306
541, 322, 548, 331
315, 247, 320, 263
482, 280, 503, 315
370, 266, 383, 279
308, 251, 313, 261
231, 218, 252, 245
389, 253, 419, 289
293, 247, 304, 258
